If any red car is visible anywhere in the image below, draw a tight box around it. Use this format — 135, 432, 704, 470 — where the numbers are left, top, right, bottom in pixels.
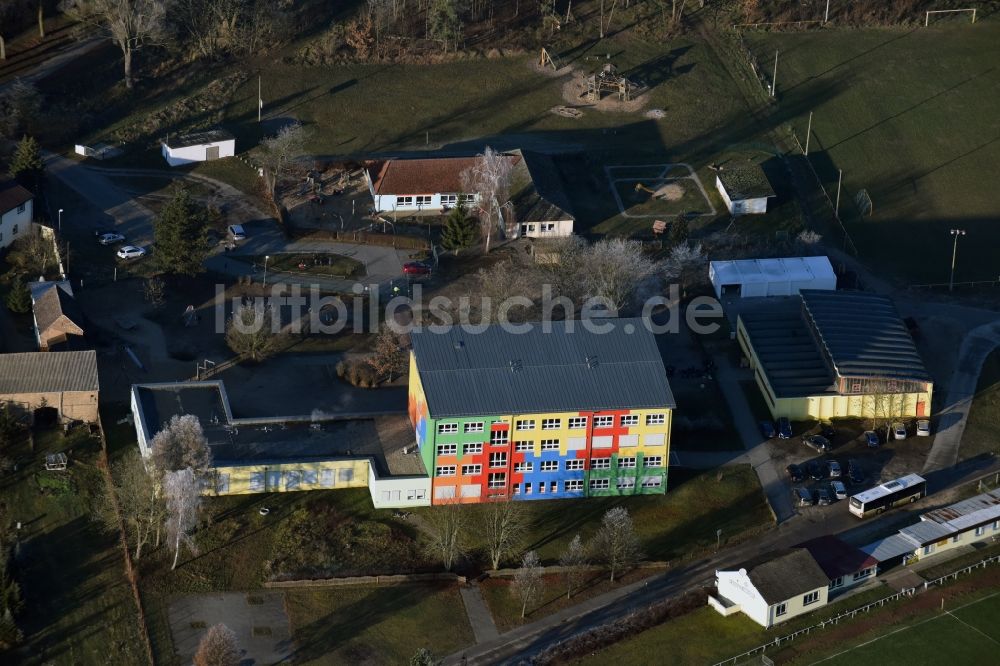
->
403, 261, 432, 276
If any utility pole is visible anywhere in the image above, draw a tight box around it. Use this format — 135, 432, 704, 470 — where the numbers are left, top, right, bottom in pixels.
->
835, 169, 843, 216
772, 51, 779, 98
805, 112, 813, 155
825, 0, 831, 23
263, 254, 270, 287
258, 75, 262, 123
949, 229, 966, 292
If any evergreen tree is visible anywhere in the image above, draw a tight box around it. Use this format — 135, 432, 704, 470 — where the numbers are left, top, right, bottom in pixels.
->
440, 205, 477, 255
9, 135, 43, 192
153, 188, 210, 276
427, 0, 463, 52
4, 276, 31, 314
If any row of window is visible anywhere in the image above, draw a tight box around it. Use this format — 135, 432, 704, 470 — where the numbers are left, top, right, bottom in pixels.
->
395, 194, 475, 207
244, 467, 354, 492
922, 520, 1000, 555
775, 591, 820, 618
436, 436, 666, 458
379, 488, 427, 502
435, 413, 667, 435
510, 477, 663, 495
435, 456, 663, 475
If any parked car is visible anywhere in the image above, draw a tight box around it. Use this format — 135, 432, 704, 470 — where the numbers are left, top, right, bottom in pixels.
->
917, 420, 931, 437
803, 434, 831, 453
227, 224, 247, 241
831, 480, 847, 500
807, 459, 825, 481
760, 421, 777, 439
819, 423, 836, 440
893, 422, 907, 441
116, 245, 146, 260
817, 487, 833, 506
794, 487, 814, 506
828, 460, 842, 478
786, 463, 805, 483
777, 417, 793, 439
93, 227, 116, 238
97, 232, 126, 245
848, 459, 864, 485
403, 261, 432, 276
864, 430, 880, 448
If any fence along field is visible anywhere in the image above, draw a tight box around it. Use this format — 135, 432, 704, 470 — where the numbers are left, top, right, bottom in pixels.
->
745, 20, 1000, 284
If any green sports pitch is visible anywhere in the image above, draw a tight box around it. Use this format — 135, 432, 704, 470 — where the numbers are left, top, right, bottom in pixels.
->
747, 22, 1000, 284
811, 591, 1000, 666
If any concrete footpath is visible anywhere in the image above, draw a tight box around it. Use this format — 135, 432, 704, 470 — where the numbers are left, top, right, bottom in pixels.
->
459, 585, 500, 644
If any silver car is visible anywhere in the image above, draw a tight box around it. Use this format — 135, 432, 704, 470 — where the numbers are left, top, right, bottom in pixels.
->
831, 480, 847, 500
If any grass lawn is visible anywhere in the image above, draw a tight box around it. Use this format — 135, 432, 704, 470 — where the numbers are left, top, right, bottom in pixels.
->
918, 541, 1000, 581
961, 348, 1000, 459
284, 584, 474, 665
234, 253, 366, 279
573, 584, 892, 666
3, 424, 145, 665
746, 23, 1000, 283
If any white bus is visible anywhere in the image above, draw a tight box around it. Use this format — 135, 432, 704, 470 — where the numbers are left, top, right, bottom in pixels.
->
849, 474, 927, 518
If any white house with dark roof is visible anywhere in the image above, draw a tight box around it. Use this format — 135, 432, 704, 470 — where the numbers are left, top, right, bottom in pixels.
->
715, 163, 775, 215
0, 180, 33, 250
711, 549, 831, 627
161, 129, 236, 167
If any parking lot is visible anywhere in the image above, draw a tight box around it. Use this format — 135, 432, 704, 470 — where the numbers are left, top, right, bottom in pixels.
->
766, 419, 936, 518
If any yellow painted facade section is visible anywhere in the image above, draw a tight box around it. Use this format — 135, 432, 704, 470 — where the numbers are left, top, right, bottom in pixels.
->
503, 409, 672, 456
210, 458, 369, 495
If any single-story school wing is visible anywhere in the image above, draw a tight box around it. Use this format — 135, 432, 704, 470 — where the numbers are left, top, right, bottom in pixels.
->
709, 256, 837, 300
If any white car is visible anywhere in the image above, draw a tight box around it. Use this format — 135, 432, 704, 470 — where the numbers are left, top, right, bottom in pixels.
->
892, 422, 907, 441
116, 245, 147, 260
917, 419, 931, 437
98, 232, 126, 245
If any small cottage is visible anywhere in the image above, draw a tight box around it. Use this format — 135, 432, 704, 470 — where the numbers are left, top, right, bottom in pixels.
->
715, 164, 775, 215
161, 130, 236, 167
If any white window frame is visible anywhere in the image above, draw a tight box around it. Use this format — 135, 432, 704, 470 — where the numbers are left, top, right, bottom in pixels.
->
589, 478, 610, 490
541, 418, 561, 430
437, 423, 458, 434
617, 477, 636, 490
644, 456, 663, 468
436, 444, 457, 456
775, 602, 787, 617
646, 413, 666, 425
568, 417, 587, 429
565, 459, 584, 471
540, 460, 559, 472
620, 414, 639, 427
490, 430, 509, 446
830, 576, 844, 589
514, 462, 533, 473
396, 195, 414, 206
415, 194, 432, 206
618, 457, 637, 469
975, 525, 986, 537
436, 465, 456, 476
514, 441, 532, 452
488, 472, 506, 489
441, 194, 458, 205
594, 416, 614, 428
641, 477, 662, 488
524, 483, 533, 495
516, 419, 535, 431
464, 442, 483, 455
489, 452, 507, 468
464, 422, 484, 433
461, 464, 482, 476
565, 480, 583, 492
803, 591, 820, 606
540, 439, 559, 451
591, 457, 611, 470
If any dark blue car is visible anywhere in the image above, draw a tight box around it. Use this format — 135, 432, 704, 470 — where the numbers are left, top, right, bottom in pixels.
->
778, 417, 793, 439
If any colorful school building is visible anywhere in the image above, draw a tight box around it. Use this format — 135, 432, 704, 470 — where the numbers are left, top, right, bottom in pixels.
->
408, 318, 675, 504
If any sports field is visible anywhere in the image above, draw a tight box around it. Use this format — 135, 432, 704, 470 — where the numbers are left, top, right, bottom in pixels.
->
747, 21, 1000, 283
809, 590, 1000, 665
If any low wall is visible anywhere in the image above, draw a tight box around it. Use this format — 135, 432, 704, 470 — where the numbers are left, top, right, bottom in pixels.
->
264, 572, 466, 588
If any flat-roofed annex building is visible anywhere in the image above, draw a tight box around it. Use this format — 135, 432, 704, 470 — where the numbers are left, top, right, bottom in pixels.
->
709, 256, 836, 300
130, 381, 430, 508
408, 318, 675, 505
737, 290, 932, 420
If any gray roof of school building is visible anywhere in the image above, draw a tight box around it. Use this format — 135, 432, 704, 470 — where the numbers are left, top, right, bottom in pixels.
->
739, 299, 836, 398
410, 318, 675, 418
0, 351, 98, 394
800, 290, 930, 382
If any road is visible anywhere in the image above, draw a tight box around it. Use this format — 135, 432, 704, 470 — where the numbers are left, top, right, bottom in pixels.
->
0, 36, 102, 93
924, 320, 1000, 472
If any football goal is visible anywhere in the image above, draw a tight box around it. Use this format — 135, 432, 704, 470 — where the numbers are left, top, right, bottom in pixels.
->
925, 8, 977, 26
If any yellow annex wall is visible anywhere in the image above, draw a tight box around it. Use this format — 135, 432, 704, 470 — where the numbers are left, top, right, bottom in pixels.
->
210, 458, 370, 495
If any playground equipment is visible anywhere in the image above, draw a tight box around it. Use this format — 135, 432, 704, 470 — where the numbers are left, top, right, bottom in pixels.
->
586, 63, 639, 102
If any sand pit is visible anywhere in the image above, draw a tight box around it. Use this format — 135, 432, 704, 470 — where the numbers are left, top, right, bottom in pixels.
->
656, 183, 685, 201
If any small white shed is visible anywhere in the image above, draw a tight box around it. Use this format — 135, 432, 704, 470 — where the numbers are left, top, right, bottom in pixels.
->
161, 130, 236, 167
709, 256, 837, 299
716, 164, 775, 215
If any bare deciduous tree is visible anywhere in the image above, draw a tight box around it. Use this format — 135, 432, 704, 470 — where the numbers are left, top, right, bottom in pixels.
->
143, 276, 166, 308
476, 260, 533, 323
259, 122, 306, 200
150, 414, 213, 478
591, 506, 641, 582
59, 0, 167, 89
481, 493, 529, 570
535, 235, 590, 304
511, 550, 544, 619
164, 467, 201, 570
366, 323, 406, 382
0, 79, 41, 140
558, 533, 588, 599
174, 0, 284, 60
581, 238, 660, 313
662, 241, 707, 294
96, 450, 165, 560
193, 622, 241, 666
421, 500, 466, 571
225, 301, 283, 362
461, 147, 513, 255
